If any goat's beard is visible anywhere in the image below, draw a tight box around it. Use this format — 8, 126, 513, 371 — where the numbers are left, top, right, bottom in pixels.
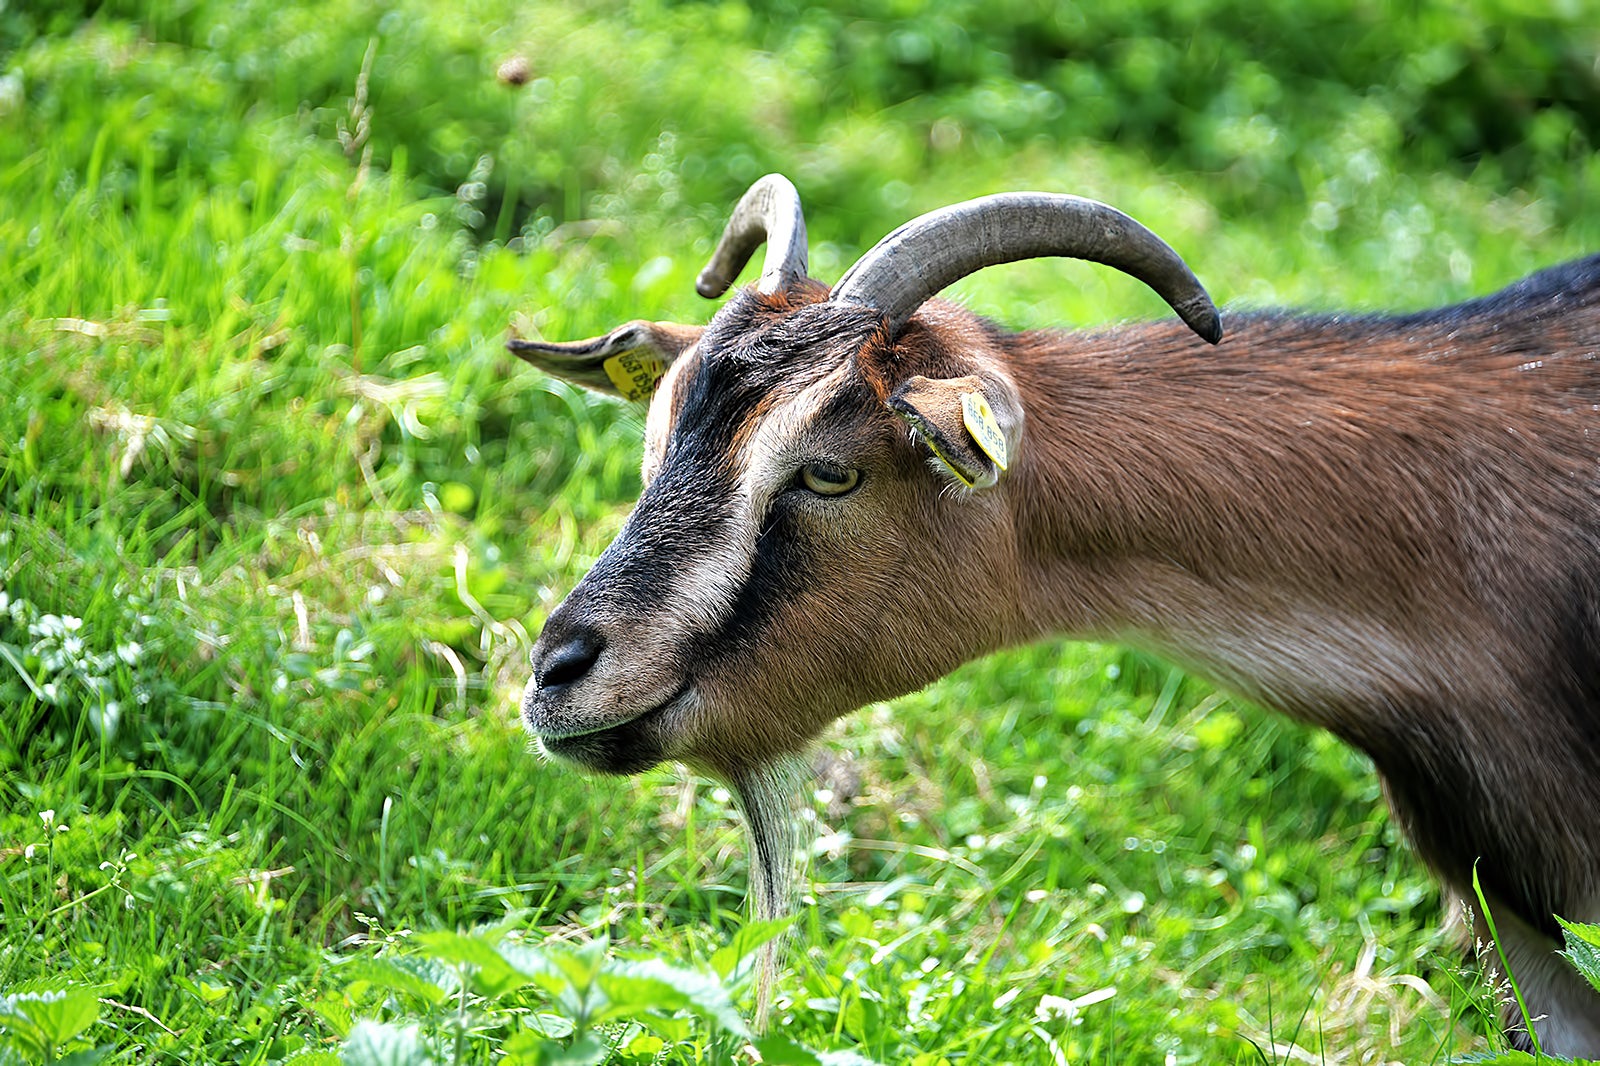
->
723, 754, 809, 1030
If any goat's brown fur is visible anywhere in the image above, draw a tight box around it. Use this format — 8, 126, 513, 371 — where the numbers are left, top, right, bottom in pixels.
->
516, 243, 1600, 1053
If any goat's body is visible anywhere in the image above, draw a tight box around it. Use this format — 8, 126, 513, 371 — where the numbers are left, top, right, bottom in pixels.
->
990, 256, 1600, 1048
516, 172, 1600, 1053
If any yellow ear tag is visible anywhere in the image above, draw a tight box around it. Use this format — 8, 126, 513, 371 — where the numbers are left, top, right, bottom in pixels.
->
602, 349, 667, 402
926, 441, 976, 488
961, 391, 1008, 471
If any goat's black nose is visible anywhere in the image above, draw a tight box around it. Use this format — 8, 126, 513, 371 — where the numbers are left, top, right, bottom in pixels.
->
534, 628, 604, 692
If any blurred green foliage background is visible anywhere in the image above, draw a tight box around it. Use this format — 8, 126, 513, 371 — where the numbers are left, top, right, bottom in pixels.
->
6, 0, 1597, 255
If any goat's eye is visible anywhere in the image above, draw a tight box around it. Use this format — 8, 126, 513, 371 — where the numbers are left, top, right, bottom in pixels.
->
798, 461, 860, 496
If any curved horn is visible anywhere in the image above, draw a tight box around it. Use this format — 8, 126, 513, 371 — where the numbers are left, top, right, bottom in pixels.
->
831, 193, 1223, 344
695, 174, 810, 299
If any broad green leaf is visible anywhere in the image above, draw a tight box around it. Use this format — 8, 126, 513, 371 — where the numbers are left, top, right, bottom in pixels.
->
1557, 917, 1600, 994
308, 993, 354, 1039
753, 1035, 824, 1066
340, 1020, 435, 1066
522, 1013, 576, 1039
544, 940, 608, 992
544, 1034, 608, 1066
388, 956, 463, 999
338, 958, 454, 1006
647, 1014, 691, 1042
501, 1031, 607, 1066
1557, 918, 1600, 949
624, 1031, 665, 1057
175, 975, 231, 1005
0, 1002, 49, 1060
709, 916, 799, 980
412, 929, 508, 971
412, 930, 527, 999
495, 941, 576, 1002
597, 958, 749, 1037
818, 1050, 888, 1066
416, 928, 534, 998
840, 990, 883, 1043
0, 987, 100, 1051
493, 941, 557, 980
501, 939, 615, 1024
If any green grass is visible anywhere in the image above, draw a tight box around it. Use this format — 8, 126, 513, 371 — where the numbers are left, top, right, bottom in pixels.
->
3, 2, 1599, 1062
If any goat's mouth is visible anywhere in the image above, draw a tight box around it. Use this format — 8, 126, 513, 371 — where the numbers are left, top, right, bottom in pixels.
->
533, 683, 689, 775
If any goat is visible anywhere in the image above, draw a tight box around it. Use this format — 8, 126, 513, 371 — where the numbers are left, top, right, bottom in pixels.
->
509, 174, 1600, 1054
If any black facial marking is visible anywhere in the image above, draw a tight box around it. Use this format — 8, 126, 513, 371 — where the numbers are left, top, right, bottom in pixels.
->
683, 380, 892, 663
689, 495, 815, 665
560, 293, 881, 633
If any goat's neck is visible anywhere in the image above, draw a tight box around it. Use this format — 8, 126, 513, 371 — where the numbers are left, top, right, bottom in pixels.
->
967, 296, 1600, 944
997, 318, 1482, 726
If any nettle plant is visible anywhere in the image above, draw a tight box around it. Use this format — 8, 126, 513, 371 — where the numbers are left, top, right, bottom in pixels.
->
0, 985, 108, 1065
290, 918, 883, 1066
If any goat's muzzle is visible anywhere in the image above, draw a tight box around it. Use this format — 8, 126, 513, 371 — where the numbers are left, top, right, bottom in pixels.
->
522, 605, 683, 775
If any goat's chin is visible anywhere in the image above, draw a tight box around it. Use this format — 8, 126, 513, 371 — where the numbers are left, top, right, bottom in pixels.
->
527, 678, 700, 775
536, 703, 671, 775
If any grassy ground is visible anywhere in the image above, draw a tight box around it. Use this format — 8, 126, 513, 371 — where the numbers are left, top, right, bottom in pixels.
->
3, 2, 1599, 1063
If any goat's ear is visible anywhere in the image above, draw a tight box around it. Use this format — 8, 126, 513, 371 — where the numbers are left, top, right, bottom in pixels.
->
887, 373, 1023, 490
508, 320, 702, 402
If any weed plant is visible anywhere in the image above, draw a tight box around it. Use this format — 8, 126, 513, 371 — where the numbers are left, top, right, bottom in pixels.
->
3, 2, 1600, 1062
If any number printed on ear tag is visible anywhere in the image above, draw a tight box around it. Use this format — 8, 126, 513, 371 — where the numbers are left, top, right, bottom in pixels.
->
603, 350, 667, 402
961, 392, 1008, 471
